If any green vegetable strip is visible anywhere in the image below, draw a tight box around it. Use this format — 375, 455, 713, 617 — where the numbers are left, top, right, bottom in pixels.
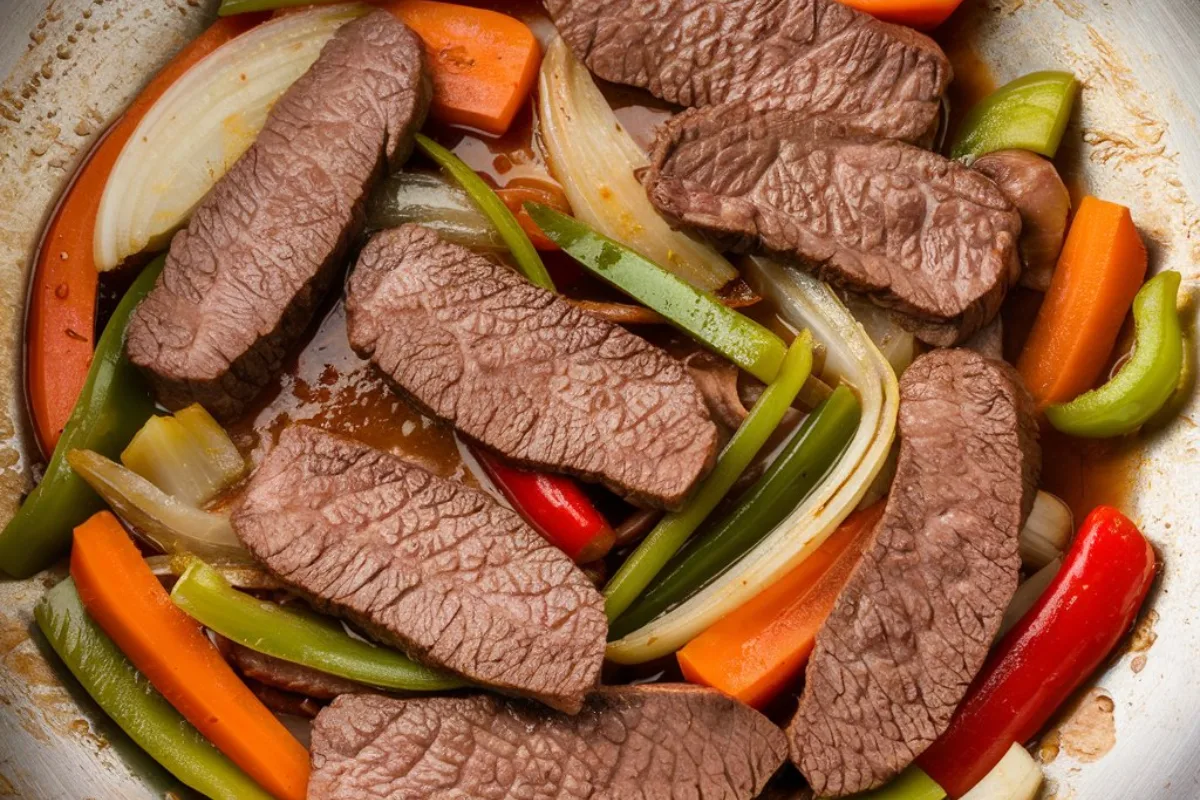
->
829, 767, 946, 800
610, 384, 861, 639
528, 203, 788, 383
0, 258, 163, 578
36, 579, 272, 800
217, 0, 338, 14
415, 133, 556, 291
951, 70, 1078, 160
171, 559, 466, 692
603, 333, 813, 621
1046, 271, 1184, 438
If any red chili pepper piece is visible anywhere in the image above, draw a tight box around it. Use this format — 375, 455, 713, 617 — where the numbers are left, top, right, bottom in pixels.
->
474, 449, 615, 564
918, 506, 1157, 798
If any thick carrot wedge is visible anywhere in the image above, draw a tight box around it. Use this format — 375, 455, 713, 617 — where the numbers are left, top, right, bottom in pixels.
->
1017, 197, 1148, 408
677, 503, 885, 709
26, 16, 260, 454
71, 512, 309, 800
836, 0, 964, 29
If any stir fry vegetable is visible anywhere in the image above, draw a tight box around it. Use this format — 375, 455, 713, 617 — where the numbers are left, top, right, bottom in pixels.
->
603, 334, 814, 621
952, 71, 1079, 160
611, 385, 862, 639
677, 502, 884, 709
1018, 197, 1148, 408
959, 744, 1042, 800
529, 204, 788, 383
367, 171, 506, 248
36, 579, 272, 800
1047, 271, 1184, 437
417, 133, 555, 291
72, 512, 310, 800
0, 258, 163, 579
122, 404, 246, 506
1019, 491, 1073, 569
836, 0, 964, 29
171, 559, 464, 692
918, 506, 1157, 797
853, 767, 947, 800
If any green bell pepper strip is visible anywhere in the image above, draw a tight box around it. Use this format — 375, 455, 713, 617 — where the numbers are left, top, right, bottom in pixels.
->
36, 578, 272, 800
218, 0, 331, 13
825, 768, 946, 800
171, 558, 466, 692
610, 384, 861, 639
0, 257, 163, 578
527, 203, 788, 383
1046, 271, 1184, 437
415, 133, 555, 292
603, 332, 813, 621
951, 71, 1078, 160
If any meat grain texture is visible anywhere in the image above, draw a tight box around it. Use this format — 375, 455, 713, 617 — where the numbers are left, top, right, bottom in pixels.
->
788, 349, 1040, 796
644, 106, 1023, 346
346, 224, 719, 509
127, 12, 430, 420
309, 686, 788, 800
544, 0, 951, 143
231, 425, 607, 714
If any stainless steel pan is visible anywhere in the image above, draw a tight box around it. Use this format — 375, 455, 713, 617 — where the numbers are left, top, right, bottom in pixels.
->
1, 1, 1197, 797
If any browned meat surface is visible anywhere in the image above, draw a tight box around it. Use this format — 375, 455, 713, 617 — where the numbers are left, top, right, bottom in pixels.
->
788, 349, 1040, 796
126, 12, 430, 420
231, 425, 607, 713
974, 150, 1072, 292
544, 0, 951, 143
309, 686, 787, 799
644, 106, 1023, 346
346, 224, 719, 509
220, 639, 365, 700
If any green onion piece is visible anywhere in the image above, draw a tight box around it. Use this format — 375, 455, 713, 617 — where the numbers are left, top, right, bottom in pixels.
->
1046, 271, 1184, 437
36, 578, 272, 800
217, 0, 339, 14
829, 767, 946, 800
415, 133, 555, 291
528, 202, 788, 383
603, 332, 813, 621
951, 71, 1079, 160
170, 558, 466, 692
611, 384, 861, 639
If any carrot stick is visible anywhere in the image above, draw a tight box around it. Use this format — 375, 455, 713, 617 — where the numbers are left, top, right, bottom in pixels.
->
375, 0, 540, 135
71, 512, 309, 800
677, 503, 885, 709
496, 180, 571, 251
1017, 197, 1148, 409
27, 16, 260, 455
835, 0, 964, 29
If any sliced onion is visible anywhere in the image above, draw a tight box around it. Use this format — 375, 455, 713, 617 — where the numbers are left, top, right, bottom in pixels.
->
94, 4, 368, 271
538, 37, 738, 292
844, 294, 918, 377
998, 557, 1061, 641
366, 171, 507, 250
121, 404, 246, 507
145, 554, 280, 591
961, 742, 1043, 800
1019, 491, 1073, 570
606, 257, 900, 663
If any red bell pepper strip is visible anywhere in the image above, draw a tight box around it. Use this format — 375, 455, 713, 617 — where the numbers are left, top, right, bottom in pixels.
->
474, 449, 614, 564
26, 15, 261, 456
918, 506, 1157, 798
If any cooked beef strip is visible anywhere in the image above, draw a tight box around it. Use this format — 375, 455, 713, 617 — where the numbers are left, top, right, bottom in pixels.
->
126, 12, 430, 420
543, 0, 951, 143
345, 224, 719, 510
788, 348, 1040, 796
231, 425, 607, 714
643, 106, 1023, 346
309, 686, 787, 800
219, 639, 366, 700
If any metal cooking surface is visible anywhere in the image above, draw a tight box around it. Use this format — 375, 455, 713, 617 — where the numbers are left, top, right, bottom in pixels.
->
0, 1, 1197, 798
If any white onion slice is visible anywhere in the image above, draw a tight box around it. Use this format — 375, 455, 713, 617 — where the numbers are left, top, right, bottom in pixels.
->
961, 742, 1043, 800
94, 4, 368, 271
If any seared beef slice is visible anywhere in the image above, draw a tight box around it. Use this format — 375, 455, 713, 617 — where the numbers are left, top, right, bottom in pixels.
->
310, 686, 787, 800
544, 0, 951, 143
126, 12, 430, 420
644, 108, 1023, 346
346, 224, 718, 509
231, 426, 607, 713
788, 349, 1040, 796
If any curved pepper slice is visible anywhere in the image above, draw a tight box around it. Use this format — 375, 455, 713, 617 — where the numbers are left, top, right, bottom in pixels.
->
952, 71, 1078, 160
1046, 271, 1184, 438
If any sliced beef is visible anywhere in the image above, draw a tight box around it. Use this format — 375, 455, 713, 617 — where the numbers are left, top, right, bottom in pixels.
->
220, 639, 366, 700
544, 0, 951, 143
644, 106, 1023, 346
787, 349, 1040, 796
126, 12, 431, 420
309, 686, 787, 800
231, 425, 607, 713
345, 224, 719, 509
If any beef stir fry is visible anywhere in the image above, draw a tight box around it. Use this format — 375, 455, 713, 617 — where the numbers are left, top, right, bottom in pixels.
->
3, 1, 1180, 799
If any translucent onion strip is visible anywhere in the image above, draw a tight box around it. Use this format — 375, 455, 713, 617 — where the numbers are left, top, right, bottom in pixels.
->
606, 258, 900, 663
537, 37, 738, 292
366, 171, 506, 250
94, 4, 367, 270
